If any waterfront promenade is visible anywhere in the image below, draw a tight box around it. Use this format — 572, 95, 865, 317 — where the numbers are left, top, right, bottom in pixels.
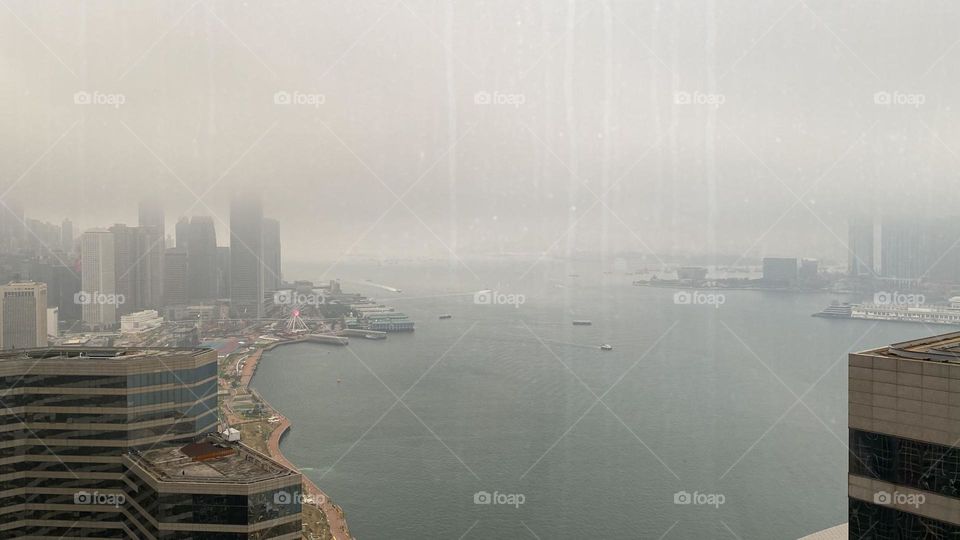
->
235, 345, 353, 540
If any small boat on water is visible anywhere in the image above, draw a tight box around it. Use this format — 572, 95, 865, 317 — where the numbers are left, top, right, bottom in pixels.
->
439, 314, 452, 320
600, 344, 613, 351
572, 320, 592, 326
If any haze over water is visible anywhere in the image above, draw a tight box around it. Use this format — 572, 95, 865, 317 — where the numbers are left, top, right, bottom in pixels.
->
253, 259, 930, 539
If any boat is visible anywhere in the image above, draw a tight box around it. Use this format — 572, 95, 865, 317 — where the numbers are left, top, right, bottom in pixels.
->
572, 320, 592, 326
439, 314, 452, 320
812, 302, 853, 319
600, 344, 613, 351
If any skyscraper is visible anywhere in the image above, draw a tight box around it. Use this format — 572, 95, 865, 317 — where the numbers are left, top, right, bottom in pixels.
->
0, 347, 303, 538
880, 217, 922, 282
262, 217, 282, 292
848, 216, 876, 277
138, 199, 166, 304
185, 216, 218, 302
110, 224, 164, 314
163, 247, 188, 307
0, 281, 47, 349
60, 218, 73, 253
80, 229, 117, 329
230, 195, 264, 318
848, 332, 960, 536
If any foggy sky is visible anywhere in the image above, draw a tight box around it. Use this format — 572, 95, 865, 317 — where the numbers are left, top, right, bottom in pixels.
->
3, 0, 960, 266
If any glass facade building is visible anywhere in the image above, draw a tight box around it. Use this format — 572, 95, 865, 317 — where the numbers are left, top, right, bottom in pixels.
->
848, 332, 960, 539
0, 347, 301, 539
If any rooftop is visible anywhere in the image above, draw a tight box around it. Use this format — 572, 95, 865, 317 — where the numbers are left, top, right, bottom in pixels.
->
872, 330, 960, 363
131, 436, 294, 484
0, 346, 211, 362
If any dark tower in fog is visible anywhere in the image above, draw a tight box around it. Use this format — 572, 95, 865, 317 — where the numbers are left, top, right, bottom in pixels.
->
229, 195, 264, 318
186, 216, 218, 302
262, 218, 282, 292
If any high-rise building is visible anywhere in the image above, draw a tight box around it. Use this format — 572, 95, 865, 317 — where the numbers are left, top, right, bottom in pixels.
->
262, 217, 282, 292
216, 246, 231, 299
0, 281, 47, 349
80, 229, 117, 329
848, 332, 960, 537
880, 217, 923, 282
138, 199, 165, 239
0, 347, 302, 538
848, 216, 876, 277
230, 195, 264, 318
110, 224, 164, 314
185, 216, 219, 302
163, 247, 188, 307
60, 218, 73, 253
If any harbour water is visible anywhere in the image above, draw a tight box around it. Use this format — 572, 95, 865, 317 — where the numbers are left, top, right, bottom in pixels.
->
252, 259, 930, 539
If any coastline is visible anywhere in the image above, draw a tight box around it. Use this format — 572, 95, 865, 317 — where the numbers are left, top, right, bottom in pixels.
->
234, 343, 352, 540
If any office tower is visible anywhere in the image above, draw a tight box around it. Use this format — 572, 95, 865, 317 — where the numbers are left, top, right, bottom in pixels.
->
0, 347, 302, 538
848, 332, 960, 537
848, 216, 876, 277
880, 217, 923, 282
262, 217, 282, 292
163, 247, 188, 306
60, 218, 73, 253
919, 217, 960, 284
80, 229, 117, 329
0, 281, 47, 349
138, 199, 165, 238
217, 246, 231, 299
49, 262, 81, 323
109, 224, 164, 314
46, 306, 58, 337
175, 216, 190, 249
138, 200, 166, 303
0, 200, 24, 253
185, 216, 219, 302
230, 195, 264, 318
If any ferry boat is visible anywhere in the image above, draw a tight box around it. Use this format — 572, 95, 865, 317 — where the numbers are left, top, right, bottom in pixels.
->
439, 314, 452, 320
812, 302, 853, 319
572, 320, 592, 326
813, 297, 960, 326
600, 344, 613, 351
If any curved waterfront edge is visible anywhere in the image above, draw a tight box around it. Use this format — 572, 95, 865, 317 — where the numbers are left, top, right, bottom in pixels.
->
237, 340, 353, 540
